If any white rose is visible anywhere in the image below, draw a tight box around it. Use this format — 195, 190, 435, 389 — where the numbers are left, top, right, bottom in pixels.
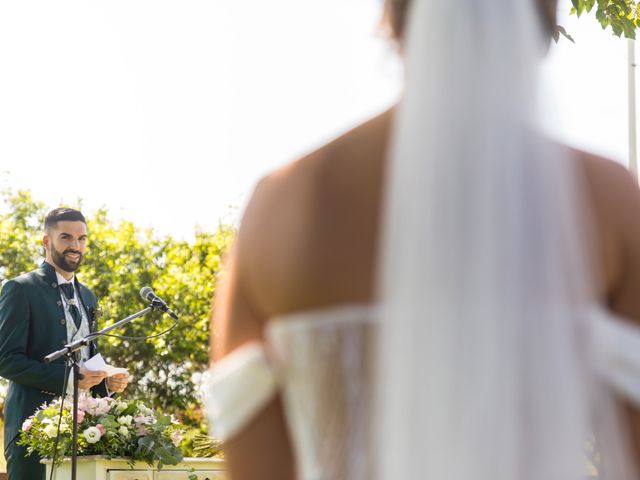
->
83, 426, 102, 444
117, 415, 133, 426
138, 404, 153, 416
43, 424, 58, 438
118, 426, 129, 437
115, 402, 127, 414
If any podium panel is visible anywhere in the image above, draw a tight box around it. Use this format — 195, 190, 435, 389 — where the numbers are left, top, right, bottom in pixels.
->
43, 456, 226, 480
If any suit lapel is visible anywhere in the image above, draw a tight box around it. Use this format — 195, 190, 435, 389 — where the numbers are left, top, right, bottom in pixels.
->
40, 261, 99, 355
37, 261, 58, 288
74, 279, 95, 331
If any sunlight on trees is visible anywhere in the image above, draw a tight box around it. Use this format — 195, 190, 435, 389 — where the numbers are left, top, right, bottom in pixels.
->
0, 189, 235, 428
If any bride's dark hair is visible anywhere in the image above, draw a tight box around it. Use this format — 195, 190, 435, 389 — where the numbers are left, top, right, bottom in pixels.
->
382, 0, 557, 41
381, 0, 408, 41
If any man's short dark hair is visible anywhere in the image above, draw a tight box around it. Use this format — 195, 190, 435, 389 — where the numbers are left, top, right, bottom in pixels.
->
44, 208, 86, 231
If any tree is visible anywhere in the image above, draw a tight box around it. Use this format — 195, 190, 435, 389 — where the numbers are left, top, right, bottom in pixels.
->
0, 190, 47, 281
0, 190, 235, 427
568, 0, 640, 38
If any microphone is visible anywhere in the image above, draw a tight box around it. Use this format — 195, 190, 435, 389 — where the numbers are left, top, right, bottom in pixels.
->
140, 287, 179, 320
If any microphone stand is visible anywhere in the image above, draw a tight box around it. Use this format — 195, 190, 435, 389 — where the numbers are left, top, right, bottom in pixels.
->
70, 349, 81, 480
44, 303, 161, 480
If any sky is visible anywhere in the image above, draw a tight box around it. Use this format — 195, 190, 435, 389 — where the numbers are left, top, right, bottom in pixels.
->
0, 1, 634, 239
540, 7, 630, 163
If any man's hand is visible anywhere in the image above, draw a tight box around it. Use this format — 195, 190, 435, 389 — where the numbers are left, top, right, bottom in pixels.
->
78, 368, 107, 390
107, 373, 129, 393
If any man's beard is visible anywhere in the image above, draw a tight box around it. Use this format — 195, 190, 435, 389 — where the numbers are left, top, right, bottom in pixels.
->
51, 245, 84, 272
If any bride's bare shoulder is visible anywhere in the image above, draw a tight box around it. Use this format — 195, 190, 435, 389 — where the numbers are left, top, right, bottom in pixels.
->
234, 109, 393, 314
261, 109, 390, 195
241, 108, 392, 231
574, 149, 640, 225
573, 148, 640, 316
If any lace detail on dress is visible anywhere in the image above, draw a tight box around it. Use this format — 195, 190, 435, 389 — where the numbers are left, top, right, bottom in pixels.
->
267, 306, 377, 480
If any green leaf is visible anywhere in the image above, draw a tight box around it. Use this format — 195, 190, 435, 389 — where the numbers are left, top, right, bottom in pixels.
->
623, 19, 637, 38
556, 25, 576, 43
596, 8, 608, 21
596, 11, 611, 30
612, 22, 624, 36
138, 436, 156, 453
100, 415, 118, 429
571, 0, 581, 10
153, 444, 179, 465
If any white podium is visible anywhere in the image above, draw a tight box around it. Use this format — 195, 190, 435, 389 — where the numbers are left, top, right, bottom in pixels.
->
43, 456, 226, 480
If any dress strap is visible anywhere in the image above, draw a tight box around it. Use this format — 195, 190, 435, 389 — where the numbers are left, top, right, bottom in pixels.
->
591, 311, 640, 405
203, 342, 279, 441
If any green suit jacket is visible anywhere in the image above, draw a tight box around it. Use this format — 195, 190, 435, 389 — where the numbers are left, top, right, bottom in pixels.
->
0, 261, 107, 454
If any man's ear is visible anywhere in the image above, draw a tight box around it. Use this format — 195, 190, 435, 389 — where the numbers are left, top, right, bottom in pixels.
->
42, 233, 50, 251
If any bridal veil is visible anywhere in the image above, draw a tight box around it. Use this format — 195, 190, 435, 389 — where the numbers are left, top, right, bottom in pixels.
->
377, 0, 637, 479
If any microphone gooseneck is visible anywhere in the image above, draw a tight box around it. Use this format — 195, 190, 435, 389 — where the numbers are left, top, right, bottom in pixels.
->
139, 286, 179, 320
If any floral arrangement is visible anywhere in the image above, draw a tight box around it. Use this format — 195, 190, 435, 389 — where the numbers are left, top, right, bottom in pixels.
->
17, 393, 185, 469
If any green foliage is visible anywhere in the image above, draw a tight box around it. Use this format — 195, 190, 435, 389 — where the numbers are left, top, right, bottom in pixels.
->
569, 0, 640, 38
0, 189, 47, 280
190, 433, 223, 458
0, 189, 235, 428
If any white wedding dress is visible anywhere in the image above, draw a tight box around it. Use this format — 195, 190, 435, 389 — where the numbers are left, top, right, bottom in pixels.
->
204, 304, 377, 479
203, 303, 640, 480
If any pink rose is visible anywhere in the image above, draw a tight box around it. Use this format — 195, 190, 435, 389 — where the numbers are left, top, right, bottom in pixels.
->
96, 424, 106, 435
135, 424, 148, 436
76, 410, 85, 423
170, 430, 184, 447
22, 417, 33, 431
134, 414, 153, 425
77, 395, 96, 412
95, 398, 111, 415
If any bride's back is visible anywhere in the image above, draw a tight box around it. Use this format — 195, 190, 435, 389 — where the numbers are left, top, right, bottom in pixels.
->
216, 106, 640, 477
235, 109, 639, 322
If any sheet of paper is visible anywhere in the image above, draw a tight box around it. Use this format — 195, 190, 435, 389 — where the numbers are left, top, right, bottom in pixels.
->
84, 353, 129, 377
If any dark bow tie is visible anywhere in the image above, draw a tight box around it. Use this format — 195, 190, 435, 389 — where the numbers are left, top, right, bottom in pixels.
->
59, 283, 82, 328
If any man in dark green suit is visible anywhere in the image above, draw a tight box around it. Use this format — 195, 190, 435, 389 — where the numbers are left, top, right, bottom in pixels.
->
0, 208, 130, 480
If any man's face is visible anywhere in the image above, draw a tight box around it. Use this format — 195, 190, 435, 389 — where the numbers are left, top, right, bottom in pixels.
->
44, 220, 88, 273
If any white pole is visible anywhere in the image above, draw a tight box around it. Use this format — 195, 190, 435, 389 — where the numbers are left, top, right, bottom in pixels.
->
629, 38, 638, 179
